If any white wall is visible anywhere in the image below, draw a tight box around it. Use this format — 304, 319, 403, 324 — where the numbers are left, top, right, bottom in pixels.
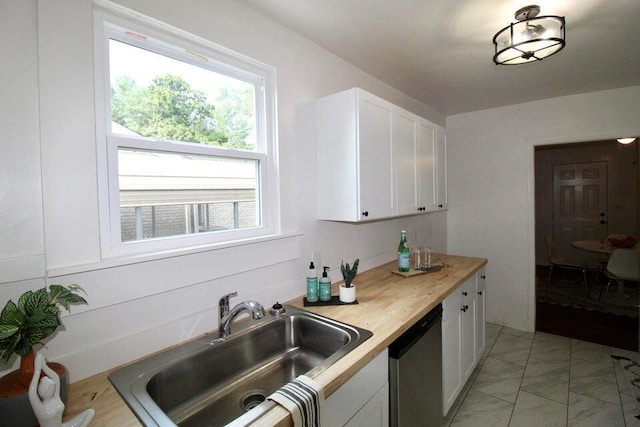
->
446, 85, 640, 331
0, 1, 46, 286
0, 0, 446, 381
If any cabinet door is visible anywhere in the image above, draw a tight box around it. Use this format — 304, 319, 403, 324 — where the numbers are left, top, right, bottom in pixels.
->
315, 89, 358, 221
417, 119, 436, 212
357, 91, 394, 220
435, 126, 448, 210
442, 294, 462, 416
476, 269, 486, 359
345, 383, 389, 427
394, 108, 419, 215
324, 349, 389, 426
460, 278, 476, 382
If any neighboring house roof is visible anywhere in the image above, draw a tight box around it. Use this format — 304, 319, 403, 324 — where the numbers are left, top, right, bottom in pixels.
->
112, 122, 256, 207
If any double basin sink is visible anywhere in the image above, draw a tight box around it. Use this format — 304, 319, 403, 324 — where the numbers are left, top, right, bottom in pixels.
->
109, 304, 372, 426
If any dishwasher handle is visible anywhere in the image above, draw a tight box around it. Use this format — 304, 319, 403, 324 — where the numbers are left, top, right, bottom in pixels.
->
388, 304, 442, 359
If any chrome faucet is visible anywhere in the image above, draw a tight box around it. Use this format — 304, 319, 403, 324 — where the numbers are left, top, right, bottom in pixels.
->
218, 292, 266, 338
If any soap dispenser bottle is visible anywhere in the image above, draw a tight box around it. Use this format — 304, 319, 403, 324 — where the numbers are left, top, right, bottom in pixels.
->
319, 266, 332, 302
306, 261, 318, 302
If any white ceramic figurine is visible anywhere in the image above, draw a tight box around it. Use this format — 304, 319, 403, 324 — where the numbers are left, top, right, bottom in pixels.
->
28, 352, 95, 427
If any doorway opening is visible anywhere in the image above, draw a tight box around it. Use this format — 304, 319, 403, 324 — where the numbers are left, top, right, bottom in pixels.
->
534, 139, 639, 350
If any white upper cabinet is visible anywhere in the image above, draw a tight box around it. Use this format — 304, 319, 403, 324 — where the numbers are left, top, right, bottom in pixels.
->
316, 88, 446, 222
395, 109, 438, 215
358, 92, 396, 220
316, 88, 394, 221
417, 119, 437, 212
435, 126, 448, 210
394, 107, 419, 216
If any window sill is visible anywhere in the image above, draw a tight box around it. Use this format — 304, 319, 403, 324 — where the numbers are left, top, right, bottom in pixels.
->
47, 231, 302, 278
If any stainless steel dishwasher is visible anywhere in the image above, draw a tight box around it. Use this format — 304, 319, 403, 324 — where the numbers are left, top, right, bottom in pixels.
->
389, 304, 443, 427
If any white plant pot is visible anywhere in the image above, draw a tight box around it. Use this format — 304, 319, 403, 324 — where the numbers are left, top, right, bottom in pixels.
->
339, 284, 356, 303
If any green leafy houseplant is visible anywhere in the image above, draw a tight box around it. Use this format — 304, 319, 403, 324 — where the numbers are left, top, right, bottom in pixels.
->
0, 285, 87, 395
340, 259, 359, 288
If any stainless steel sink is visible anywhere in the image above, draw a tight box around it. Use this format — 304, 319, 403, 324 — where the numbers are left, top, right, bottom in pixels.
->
109, 305, 372, 426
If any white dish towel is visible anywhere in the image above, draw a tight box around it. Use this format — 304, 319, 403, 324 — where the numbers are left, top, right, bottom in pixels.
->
267, 375, 324, 427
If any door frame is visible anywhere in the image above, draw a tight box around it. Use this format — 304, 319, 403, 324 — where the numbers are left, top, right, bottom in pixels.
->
526, 132, 640, 342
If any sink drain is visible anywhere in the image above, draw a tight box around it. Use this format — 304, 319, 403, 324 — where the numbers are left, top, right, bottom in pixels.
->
241, 391, 266, 411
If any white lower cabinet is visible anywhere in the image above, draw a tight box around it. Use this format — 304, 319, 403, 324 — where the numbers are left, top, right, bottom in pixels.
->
459, 278, 477, 382
345, 384, 389, 427
324, 349, 389, 427
324, 267, 487, 423
476, 268, 486, 359
442, 287, 463, 414
442, 269, 486, 416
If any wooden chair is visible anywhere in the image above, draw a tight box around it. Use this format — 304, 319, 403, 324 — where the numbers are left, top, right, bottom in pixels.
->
600, 248, 640, 305
545, 235, 590, 298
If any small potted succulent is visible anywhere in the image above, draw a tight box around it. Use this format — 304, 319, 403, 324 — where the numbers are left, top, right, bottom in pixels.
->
339, 259, 359, 303
0, 284, 88, 426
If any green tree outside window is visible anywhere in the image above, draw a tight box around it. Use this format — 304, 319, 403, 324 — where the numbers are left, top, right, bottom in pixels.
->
111, 74, 254, 150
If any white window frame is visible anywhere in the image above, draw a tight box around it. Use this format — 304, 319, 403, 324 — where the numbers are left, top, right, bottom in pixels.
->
93, 4, 280, 259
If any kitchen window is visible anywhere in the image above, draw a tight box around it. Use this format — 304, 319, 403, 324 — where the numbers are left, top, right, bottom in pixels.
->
94, 10, 279, 258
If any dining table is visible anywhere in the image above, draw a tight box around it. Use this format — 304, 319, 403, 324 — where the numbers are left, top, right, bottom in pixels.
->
571, 239, 639, 298
571, 239, 639, 254
571, 240, 616, 254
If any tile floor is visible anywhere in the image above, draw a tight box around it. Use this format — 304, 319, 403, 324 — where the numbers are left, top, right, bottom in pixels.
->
445, 323, 640, 427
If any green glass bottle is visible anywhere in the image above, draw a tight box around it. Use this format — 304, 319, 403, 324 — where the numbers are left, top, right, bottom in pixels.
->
397, 230, 410, 272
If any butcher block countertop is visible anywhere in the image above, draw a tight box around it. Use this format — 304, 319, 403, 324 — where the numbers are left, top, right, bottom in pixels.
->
64, 253, 487, 426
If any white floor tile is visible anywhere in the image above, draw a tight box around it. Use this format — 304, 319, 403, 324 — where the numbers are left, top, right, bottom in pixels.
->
530, 332, 571, 366
567, 392, 625, 427
486, 322, 503, 339
571, 339, 613, 365
509, 390, 567, 427
520, 358, 570, 404
489, 333, 534, 366
501, 326, 535, 340
451, 324, 638, 427
621, 393, 640, 427
570, 358, 621, 405
450, 389, 513, 427
472, 357, 525, 403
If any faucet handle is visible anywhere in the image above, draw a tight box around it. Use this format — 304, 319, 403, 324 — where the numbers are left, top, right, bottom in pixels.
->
220, 291, 238, 302
219, 292, 238, 316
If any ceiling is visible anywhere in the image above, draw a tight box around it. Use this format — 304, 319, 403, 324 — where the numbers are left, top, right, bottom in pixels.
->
239, 0, 640, 116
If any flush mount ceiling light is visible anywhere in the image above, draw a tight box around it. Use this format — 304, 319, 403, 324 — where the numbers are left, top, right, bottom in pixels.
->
493, 5, 565, 65
617, 137, 637, 144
